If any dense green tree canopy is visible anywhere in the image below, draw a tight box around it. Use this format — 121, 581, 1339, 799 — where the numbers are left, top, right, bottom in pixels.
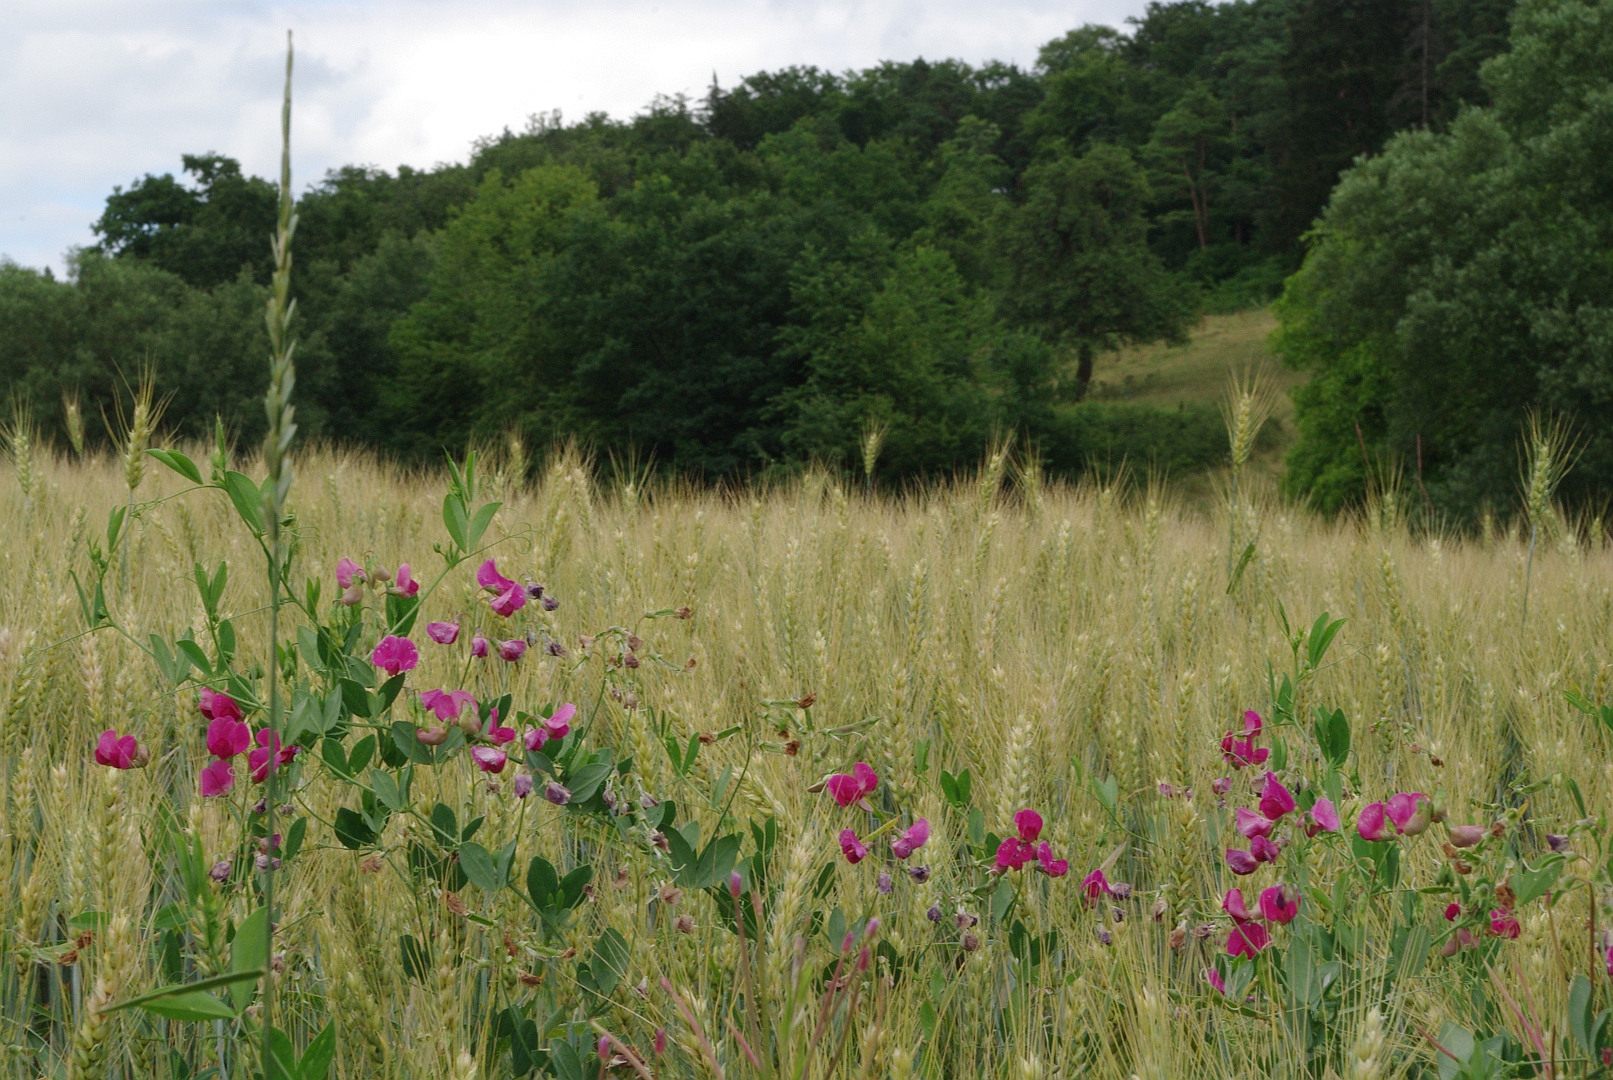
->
0, 0, 1550, 496
1275, 0, 1613, 517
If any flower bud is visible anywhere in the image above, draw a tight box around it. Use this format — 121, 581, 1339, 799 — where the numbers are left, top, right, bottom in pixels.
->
209, 859, 232, 882
961, 932, 980, 952
1447, 825, 1484, 848
544, 781, 571, 805
674, 914, 694, 934
418, 726, 448, 746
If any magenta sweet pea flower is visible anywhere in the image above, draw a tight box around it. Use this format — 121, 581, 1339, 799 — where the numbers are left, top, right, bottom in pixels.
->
1223, 887, 1253, 922
1013, 809, 1044, 843
336, 557, 366, 589
1220, 711, 1270, 769
1205, 968, 1227, 994
544, 781, 571, 805
1303, 798, 1340, 837
825, 762, 879, 808
498, 639, 526, 662
1259, 884, 1300, 925
471, 634, 489, 658
419, 689, 476, 722
1356, 801, 1394, 841
513, 773, 533, 799
1226, 849, 1258, 875
1235, 807, 1275, 839
371, 635, 419, 677
426, 621, 460, 645
1488, 909, 1520, 939
1250, 835, 1281, 863
1034, 841, 1068, 878
1257, 773, 1296, 821
520, 704, 573, 752
996, 838, 1035, 873
1387, 792, 1432, 836
248, 730, 298, 783
197, 687, 243, 723
470, 747, 507, 774
389, 563, 419, 598
477, 558, 515, 593
1081, 868, 1113, 901
206, 716, 252, 759
839, 828, 868, 864
199, 759, 235, 797
891, 819, 930, 859
1228, 921, 1271, 958
478, 559, 526, 617
485, 710, 516, 745
95, 728, 144, 769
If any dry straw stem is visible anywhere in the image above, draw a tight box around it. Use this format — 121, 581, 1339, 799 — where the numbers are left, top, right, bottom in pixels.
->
0, 439, 1609, 1078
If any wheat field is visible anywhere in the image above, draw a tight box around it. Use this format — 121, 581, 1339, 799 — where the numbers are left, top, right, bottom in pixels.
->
0, 435, 1608, 1080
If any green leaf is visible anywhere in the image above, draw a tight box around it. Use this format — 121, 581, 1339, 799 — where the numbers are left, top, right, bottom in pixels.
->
391, 719, 435, 765
587, 928, 630, 996
333, 808, 377, 850
527, 856, 560, 909
299, 1022, 337, 1080
282, 817, 308, 862
107, 967, 266, 1018
1511, 860, 1562, 907
1307, 613, 1346, 670
458, 841, 502, 894
559, 865, 594, 910
348, 735, 376, 776
137, 990, 240, 1023
320, 737, 349, 778
1313, 706, 1350, 767
466, 501, 501, 551
442, 494, 470, 551
370, 769, 406, 814
399, 935, 431, 982
340, 678, 374, 719
146, 448, 205, 485
177, 639, 212, 677
222, 471, 266, 535
230, 907, 270, 1010
1569, 974, 1594, 1054
566, 762, 613, 804
1226, 539, 1257, 594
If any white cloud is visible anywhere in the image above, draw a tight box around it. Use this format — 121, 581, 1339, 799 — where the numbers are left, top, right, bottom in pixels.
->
0, 0, 1145, 274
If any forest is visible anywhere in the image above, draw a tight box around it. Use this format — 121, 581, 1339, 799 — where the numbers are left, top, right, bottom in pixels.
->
4, 0, 1610, 520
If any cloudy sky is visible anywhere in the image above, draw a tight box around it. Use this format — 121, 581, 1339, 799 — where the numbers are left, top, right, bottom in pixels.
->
3, 0, 1147, 275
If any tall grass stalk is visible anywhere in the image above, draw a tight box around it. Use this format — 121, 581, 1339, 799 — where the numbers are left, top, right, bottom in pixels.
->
1518, 410, 1575, 629
258, 31, 299, 1075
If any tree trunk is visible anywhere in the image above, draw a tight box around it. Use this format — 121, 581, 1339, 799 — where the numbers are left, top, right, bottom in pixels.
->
1074, 342, 1095, 401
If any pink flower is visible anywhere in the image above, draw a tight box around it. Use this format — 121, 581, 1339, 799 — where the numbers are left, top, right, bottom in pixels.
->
419, 689, 476, 722
513, 774, 533, 798
1221, 711, 1269, 769
485, 715, 516, 745
1387, 792, 1432, 836
390, 563, 419, 597
417, 726, 448, 746
197, 687, 243, 723
544, 781, 571, 805
996, 838, 1035, 873
1235, 807, 1275, 839
94, 728, 143, 769
825, 762, 879, 808
1303, 798, 1340, 837
206, 717, 252, 758
839, 828, 868, 864
541, 703, 574, 739
498, 639, 526, 662
891, 819, 930, 859
371, 635, 419, 677
1081, 868, 1113, 902
1257, 773, 1296, 821
1259, 884, 1300, 925
1250, 835, 1281, 863
1034, 842, 1068, 877
1226, 849, 1258, 875
470, 747, 507, 774
1205, 968, 1227, 994
490, 585, 526, 618
1223, 888, 1254, 922
1013, 809, 1044, 843
1228, 922, 1271, 958
478, 559, 526, 617
1211, 776, 1232, 795
248, 730, 298, 783
1444, 902, 1462, 921
1488, 909, 1520, 939
426, 621, 460, 645
336, 557, 366, 589
1357, 801, 1394, 841
199, 759, 235, 797
476, 558, 515, 593
471, 634, 489, 658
